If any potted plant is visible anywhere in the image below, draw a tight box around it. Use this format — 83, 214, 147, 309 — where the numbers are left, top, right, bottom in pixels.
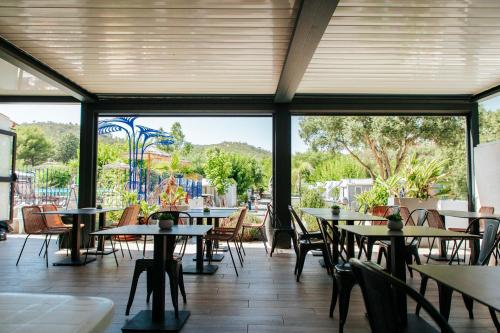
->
386, 212, 403, 231
203, 206, 210, 213
331, 204, 341, 215
138, 200, 159, 224
160, 174, 189, 211
157, 212, 176, 230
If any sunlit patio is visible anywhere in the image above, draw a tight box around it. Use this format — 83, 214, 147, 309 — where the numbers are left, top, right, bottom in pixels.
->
1, 1, 500, 333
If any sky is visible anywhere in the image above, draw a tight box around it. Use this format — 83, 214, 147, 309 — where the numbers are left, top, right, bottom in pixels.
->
0, 103, 309, 152
1, 96, 498, 154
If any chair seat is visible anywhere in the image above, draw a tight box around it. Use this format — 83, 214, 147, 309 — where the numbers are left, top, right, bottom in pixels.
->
406, 314, 440, 333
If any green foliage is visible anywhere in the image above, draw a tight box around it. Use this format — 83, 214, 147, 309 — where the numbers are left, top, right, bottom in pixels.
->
55, 133, 79, 163
228, 154, 263, 195
404, 154, 448, 199
355, 179, 390, 209
97, 142, 125, 168
139, 200, 158, 218
310, 156, 368, 181
479, 107, 500, 143
16, 126, 53, 166
157, 212, 175, 220
204, 148, 233, 195
122, 191, 138, 205
300, 187, 325, 209
299, 116, 463, 179
37, 167, 72, 188
386, 212, 402, 222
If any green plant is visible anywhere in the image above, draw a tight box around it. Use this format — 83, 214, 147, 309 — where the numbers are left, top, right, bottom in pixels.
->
139, 200, 158, 218
386, 212, 402, 222
122, 191, 138, 205
37, 167, 72, 188
404, 154, 448, 199
157, 212, 175, 220
331, 204, 340, 209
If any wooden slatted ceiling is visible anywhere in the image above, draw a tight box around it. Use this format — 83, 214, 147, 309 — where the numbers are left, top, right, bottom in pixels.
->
0, 0, 299, 94
298, 0, 500, 95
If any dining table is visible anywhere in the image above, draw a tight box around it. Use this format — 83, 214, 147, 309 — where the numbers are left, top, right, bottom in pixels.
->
438, 210, 500, 263
410, 265, 500, 331
183, 208, 237, 274
90, 224, 212, 332
336, 225, 480, 326
35, 207, 121, 266
301, 208, 387, 264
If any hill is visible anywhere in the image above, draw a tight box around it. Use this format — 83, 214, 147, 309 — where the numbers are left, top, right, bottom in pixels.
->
191, 141, 271, 160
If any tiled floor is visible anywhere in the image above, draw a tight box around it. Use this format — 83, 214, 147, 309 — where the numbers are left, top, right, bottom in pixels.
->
0, 235, 496, 332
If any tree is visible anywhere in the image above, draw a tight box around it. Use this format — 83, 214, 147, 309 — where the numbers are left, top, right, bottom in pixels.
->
479, 106, 500, 143
16, 126, 53, 166
204, 148, 233, 197
162, 122, 193, 154
299, 116, 463, 179
55, 133, 79, 163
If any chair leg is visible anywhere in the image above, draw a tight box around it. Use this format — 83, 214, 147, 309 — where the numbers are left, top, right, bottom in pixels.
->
118, 237, 124, 257
16, 234, 30, 266
489, 307, 500, 332
39, 235, 47, 256
240, 227, 246, 256
234, 240, 244, 267
330, 275, 338, 317
462, 294, 474, 319
178, 264, 187, 303
166, 261, 180, 319
416, 275, 429, 316
109, 237, 119, 267
227, 240, 238, 276
270, 231, 279, 257
135, 240, 141, 252
426, 238, 436, 263
259, 227, 268, 254
337, 274, 355, 333
125, 239, 133, 259
143, 236, 147, 256
296, 247, 307, 282
125, 262, 145, 316
45, 235, 49, 267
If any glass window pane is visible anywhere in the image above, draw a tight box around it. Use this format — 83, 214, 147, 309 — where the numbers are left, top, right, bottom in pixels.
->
0, 183, 10, 221
0, 134, 13, 177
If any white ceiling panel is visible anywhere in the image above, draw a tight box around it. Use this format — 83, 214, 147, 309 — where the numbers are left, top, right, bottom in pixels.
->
298, 0, 500, 94
0, 0, 298, 94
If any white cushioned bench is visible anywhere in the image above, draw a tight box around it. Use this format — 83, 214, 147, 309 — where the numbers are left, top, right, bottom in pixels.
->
0, 293, 114, 333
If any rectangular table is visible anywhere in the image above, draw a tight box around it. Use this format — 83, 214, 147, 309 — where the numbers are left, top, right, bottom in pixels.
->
91, 225, 212, 332
301, 208, 387, 264
410, 265, 500, 331
336, 225, 479, 326
184, 208, 237, 271
36, 208, 121, 266
438, 210, 500, 263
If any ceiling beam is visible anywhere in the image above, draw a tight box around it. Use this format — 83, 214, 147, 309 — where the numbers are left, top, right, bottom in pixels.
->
274, 0, 339, 103
472, 84, 500, 102
0, 37, 96, 102
291, 94, 472, 116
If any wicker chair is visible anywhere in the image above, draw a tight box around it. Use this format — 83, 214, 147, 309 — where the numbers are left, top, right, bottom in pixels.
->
16, 205, 71, 267
205, 208, 247, 276
101, 204, 140, 260
240, 204, 269, 254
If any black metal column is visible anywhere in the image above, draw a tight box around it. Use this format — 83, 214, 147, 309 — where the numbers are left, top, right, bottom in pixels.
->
465, 103, 479, 211
272, 104, 292, 248
78, 103, 98, 246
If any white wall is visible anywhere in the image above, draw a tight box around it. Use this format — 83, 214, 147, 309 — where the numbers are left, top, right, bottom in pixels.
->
474, 141, 500, 212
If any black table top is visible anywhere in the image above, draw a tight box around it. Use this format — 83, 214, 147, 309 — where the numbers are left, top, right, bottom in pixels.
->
35, 208, 122, 215
337, 225, 480, 238
301, 208, 387, 222
90, 224, 213, 236
438, 210, 500, 219
409, 265, 500, 312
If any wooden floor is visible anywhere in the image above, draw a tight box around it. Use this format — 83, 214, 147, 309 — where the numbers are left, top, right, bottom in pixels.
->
0, 235, 496, 333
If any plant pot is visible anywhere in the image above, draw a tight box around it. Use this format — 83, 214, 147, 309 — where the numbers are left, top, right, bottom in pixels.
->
387, 219, 403, 231
159, 219, 174, 230
331, 208, 341, 215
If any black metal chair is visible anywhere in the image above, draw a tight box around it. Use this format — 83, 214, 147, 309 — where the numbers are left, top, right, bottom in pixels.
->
269, 203, 295, 257
351, 259, 454, 333
416, 218, 500, 320
357, 205, 398, 260
288, 206, 331, 282
316, 217, 355, 333
377, 208, 429, 277
125, 211, 191, 317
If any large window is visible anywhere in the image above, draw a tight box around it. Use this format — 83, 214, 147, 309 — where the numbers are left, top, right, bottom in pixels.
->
292, 115, 467, 229
479, 96, 500, 144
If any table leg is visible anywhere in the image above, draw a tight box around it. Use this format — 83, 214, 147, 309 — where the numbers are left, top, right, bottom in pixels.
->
122, 234, 190, 332
183, 217, 218, 275
52, 214, 95, 266
469, 217, 480, 264
391, 236, 407, 326
84, 212, 117, 256
437, 283, 453, 321
346, 220, 355, 259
